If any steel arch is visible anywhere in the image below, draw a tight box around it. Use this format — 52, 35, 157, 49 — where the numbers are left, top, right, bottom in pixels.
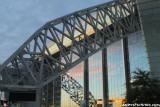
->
0, 0, 140, 89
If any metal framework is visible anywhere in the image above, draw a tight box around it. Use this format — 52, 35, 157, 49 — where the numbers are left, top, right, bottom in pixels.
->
61, 74, 95, 107
0, 0, 140, 90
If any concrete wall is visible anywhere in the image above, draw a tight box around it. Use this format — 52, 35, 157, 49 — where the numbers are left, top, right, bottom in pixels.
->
137, 0, 160, 78
20, 101, 37, 107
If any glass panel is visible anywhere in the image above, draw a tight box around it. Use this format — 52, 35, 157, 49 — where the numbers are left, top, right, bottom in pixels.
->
128, 32, 149, 78
89, 51, 103, 107
107, 40, 126, 107
60, 62, 84, 107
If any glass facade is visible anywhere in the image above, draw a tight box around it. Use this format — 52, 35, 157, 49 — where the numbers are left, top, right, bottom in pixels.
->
60, 62, 84, 107
89, 51, 103, 107
127, 31, 149, 78
42, 31, 149, 107
107, 40, 126, 107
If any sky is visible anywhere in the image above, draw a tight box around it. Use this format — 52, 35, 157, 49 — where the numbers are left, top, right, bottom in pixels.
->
0, 0, 110, 64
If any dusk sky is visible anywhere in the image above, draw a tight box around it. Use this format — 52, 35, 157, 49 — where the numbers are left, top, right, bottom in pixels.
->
0, 0, 110, 64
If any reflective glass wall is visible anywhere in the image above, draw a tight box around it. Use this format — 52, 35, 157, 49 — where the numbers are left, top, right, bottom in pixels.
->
89, 51, 103, 107
44, 31, 149, 107
107, 40, 126, 107
60, 62, 84, 107
128, 31, 149, 77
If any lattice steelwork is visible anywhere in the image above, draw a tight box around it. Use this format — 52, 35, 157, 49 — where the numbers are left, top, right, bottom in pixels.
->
0, 0, 140, 89
61, 74, 95, 107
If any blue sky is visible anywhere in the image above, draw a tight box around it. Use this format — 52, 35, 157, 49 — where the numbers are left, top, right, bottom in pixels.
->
0, 0, 110, 63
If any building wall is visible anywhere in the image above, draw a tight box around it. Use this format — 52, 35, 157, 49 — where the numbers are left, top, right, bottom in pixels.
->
89, 51, 103, 107
60, 61, 84, 107
107, 40, 125, 107
137, 0, 160, 78
127, 31, 149, 77
49, 31, 149, 107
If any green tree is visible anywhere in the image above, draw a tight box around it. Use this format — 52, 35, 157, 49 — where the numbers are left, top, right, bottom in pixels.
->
127, 69, 160, 103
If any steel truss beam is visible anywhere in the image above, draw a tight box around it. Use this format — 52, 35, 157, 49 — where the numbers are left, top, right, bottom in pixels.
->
0, 0, 140, 89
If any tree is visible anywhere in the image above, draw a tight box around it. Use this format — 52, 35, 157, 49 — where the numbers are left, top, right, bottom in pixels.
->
127, 69, 160, 103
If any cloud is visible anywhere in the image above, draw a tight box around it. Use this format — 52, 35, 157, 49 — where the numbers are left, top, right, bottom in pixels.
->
0, 0, 110, 63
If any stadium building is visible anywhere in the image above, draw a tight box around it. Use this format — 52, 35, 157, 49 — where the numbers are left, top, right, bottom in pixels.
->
0, 0, 160, 107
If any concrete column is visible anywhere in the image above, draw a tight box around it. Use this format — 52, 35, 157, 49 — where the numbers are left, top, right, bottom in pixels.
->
83, 48, 89, 107
121, 38, 130, 103
137, 0, 160, 78
46, 85, 49, 107
53, 81, 55, 107
102, 48, 109, 107
36, 88, 42, 107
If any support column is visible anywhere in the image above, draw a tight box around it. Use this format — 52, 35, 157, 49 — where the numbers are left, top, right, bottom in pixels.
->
121, 38, 130, 103
83, 48, 89, 107
36, 88, 42, 107
46, 85, 49, 107
53, 77, 61, 107
53, 81, 55, 107
102, 48, 109, 107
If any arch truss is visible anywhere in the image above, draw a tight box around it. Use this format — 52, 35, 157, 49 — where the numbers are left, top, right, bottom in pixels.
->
0, 0, 140, 90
